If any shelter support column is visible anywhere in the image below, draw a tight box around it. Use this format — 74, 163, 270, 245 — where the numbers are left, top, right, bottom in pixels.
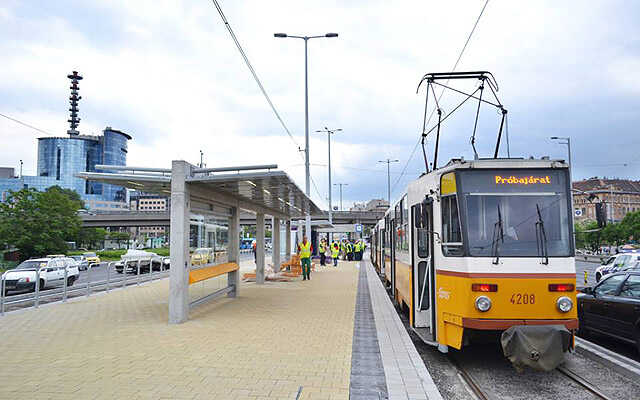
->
285, 220, 291, 260
169, 160, 191, 324
227, 203, 240, 298
273, 217, 281, 274
256, 212, 265, 284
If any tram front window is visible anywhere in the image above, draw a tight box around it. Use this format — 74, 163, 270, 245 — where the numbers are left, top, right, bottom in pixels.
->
457, 169, 572, 258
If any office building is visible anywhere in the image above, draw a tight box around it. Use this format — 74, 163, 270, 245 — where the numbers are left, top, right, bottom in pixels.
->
573, 177, 640, 223
0, 127, 131, 209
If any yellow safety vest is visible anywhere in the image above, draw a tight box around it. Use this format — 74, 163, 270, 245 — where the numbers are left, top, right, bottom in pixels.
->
299, 241, 311, 259
355, 242, 361, 252
319, 243, 326, 253
331, 246, 339, 258
346, 243, 353, 253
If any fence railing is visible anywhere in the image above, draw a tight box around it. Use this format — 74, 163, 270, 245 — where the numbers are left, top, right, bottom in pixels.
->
0, 257, 170, 315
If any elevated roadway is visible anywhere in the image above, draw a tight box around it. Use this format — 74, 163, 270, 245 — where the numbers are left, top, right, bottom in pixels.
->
80, 210, 385, 228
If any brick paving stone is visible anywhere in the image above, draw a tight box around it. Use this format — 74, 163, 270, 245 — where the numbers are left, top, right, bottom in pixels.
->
0, 260, 360, 399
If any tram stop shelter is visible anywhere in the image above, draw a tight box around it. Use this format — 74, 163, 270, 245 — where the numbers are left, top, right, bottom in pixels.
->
78, 161, 321, 324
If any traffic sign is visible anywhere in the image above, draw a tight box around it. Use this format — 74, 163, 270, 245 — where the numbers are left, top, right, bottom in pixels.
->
574, 209, 583, 217
355, 224, 363, 233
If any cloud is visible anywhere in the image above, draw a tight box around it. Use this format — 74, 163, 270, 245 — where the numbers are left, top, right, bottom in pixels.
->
1, 0, 639, 209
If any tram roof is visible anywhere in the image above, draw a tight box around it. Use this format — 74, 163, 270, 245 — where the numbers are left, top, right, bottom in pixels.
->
77, 164, 322, 219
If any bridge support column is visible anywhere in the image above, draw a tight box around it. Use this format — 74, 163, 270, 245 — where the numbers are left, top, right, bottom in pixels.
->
273, 217, 281, 274
285, 220, 291, 260
227, 202, 240, 298
256, 212, 265, 284
169, 160, 191, 324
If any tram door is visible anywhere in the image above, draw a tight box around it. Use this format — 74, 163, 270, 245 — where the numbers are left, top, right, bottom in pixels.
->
412, 200, 434, 330
379, 229, 385, 274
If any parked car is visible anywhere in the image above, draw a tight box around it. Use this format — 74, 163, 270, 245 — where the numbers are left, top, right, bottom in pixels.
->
1, 257, 80, 294
578, 271, 640, 353
114, 250, 169, 274
70, 255, 89, 271
190, 248, 213, 266
595, 253, 640, 282
83, 252, 101, 266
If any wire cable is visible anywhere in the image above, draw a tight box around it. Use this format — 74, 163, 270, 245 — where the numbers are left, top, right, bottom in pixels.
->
209, 0, 302, 152
209, 0, 332, 208
0, 112, 55, 136
390, 0, 490, 196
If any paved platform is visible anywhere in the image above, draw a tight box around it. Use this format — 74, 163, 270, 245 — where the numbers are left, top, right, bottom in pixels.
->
0, 257, 442, 400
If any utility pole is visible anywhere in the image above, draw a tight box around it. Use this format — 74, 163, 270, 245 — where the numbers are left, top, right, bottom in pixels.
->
333, 183, 348, 211
19, 159, 23, 178
315, 127, 342, 225
378, 159, 399, 206
274, 32, 338, 238
199, 150, 204, 168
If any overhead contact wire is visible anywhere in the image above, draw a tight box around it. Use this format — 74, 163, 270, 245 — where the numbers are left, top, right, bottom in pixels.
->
390, 0, 490, 197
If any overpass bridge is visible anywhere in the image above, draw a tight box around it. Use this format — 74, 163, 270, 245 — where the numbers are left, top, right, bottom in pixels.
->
80, 210, 385, 228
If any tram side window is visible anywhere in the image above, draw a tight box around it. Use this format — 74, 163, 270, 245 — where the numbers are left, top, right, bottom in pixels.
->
441, 195, 463, 256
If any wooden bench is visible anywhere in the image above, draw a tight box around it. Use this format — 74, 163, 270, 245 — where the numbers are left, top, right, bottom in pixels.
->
189, 262, 239, 285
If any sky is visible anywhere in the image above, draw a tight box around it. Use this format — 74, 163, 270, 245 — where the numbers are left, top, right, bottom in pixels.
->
1, 0, 639, 210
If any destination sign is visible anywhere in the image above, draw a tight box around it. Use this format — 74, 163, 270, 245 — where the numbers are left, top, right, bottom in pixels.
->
495, 175, 551, 185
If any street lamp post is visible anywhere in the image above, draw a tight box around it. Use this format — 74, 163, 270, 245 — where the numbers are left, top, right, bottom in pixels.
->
274, 32, 338, 238
378, 159, 399, 206
333, 183, 348, 211
316, 127, 341, 225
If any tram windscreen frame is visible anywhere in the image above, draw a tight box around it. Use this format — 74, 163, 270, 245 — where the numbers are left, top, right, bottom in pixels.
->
457, 168, 573, 258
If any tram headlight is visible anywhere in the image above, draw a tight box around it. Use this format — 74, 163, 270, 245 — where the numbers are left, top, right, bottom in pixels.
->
556, 296, 573, 313
475, 296, 492, 312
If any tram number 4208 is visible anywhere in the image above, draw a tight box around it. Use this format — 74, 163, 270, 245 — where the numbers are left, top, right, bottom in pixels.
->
510, 293, 535, 305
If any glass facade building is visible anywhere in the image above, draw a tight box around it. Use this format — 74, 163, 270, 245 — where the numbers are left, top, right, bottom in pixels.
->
0, 127, 131, 207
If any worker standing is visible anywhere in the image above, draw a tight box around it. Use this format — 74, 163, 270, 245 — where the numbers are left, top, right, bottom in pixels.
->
340, 240, 346, 260
298, 235, 313, 281
346, 240, 353, 261
319, 239, 327, 266
332, 242, 340, 267
354, 240, 361, 261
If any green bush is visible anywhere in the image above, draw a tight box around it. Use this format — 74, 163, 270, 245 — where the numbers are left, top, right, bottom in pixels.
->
96, 250, 127, 260
148, 247, 169, 257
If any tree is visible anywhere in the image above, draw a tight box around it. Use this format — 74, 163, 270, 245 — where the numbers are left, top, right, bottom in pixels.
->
0, 188, 82, 260
78, 227, 107, 249
45, 186, 84, 210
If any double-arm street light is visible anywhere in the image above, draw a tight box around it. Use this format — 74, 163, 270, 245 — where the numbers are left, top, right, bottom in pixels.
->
378, 159, 399, 206
315, 127, 341, 225
274, 32, 338, 238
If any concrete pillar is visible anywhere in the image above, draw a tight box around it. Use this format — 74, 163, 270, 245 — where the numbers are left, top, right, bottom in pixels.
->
227, 204, 240, 298
285, 220, 291, 260
273, 217, 281, 273
256, 212, 265, 284
169, 160, 191, 324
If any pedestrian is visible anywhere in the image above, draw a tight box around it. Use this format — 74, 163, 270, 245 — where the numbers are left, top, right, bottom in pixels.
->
252, 240, 257, 263
332, 242, 340, 267
298, 235, 312, 281
340, 240, 346, 260
346, 241, 353, 261
319, 239, 327, 266
354, 240, 361, 261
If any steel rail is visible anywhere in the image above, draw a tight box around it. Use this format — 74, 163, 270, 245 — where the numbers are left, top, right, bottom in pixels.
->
557, 365, 613, 400
447, 355, 491, 400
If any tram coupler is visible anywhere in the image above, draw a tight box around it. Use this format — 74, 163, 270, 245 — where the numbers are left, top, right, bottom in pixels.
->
501, 325, 572, 372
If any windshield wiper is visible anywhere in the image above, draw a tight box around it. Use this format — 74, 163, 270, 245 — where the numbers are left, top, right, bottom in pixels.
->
535, 204, 549, 265
491, 206, 504, 265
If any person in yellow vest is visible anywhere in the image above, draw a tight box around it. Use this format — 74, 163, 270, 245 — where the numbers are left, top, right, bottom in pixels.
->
331, 242, 340, 267
346, 241, 353, 261
298, 235, 313, 280
340, 240, 347, 260
355, 240, 362, 261
319, 239, 327, 266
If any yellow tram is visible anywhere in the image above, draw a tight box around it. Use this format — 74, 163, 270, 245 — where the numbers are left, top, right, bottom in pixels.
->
371, 157, 578, 370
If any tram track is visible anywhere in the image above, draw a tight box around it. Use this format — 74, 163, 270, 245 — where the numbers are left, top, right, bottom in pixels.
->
449, 352, 616, 400
556, 365, 614, 400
